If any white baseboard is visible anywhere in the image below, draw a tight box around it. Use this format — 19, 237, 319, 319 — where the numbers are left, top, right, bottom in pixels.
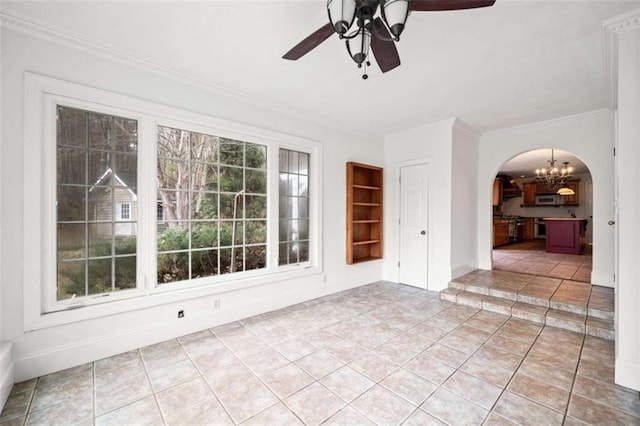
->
615, 357, 640, 391
0, 341, 14, 414
14, 285, 325, 381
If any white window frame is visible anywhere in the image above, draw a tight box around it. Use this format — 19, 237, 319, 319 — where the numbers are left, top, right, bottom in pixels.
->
24, 73, 323, 331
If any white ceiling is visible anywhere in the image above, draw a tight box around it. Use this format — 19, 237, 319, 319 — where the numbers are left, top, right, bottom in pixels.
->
2, 0, 639, 141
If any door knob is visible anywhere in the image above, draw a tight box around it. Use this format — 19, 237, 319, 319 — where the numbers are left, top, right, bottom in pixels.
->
608, 220, 616, 225
420, 230, 426, 235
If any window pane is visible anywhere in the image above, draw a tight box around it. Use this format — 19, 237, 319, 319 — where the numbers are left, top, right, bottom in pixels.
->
246, 144, 267, 169
115, 256, 136, 290
57, 223, 86, 260
57, 107, 87, 147
115, 236, 136, 255
219, 139, 244, 166
157, 252, 189, 284
114, 116, 138, 153
246, 169, 267, 194
157, 224, 189, 252
299, 220, 309, 240
88, 151, 110, 185
299, 175, 309, 197
191, 249, 218, 279
158, 159, 189, 190
88, 258, 112, 295
299, 198, 309, 219
219, 221, 233, 247
245, 195, 266, 219
191, 192, 218, 220
219, 193, 243, 220
246, 221, 267, 244
278, 243, 288, 265
158, 127, 190, 160
57, 261, 86, 300
88, 224, 112, 258
299, 153, 309, 176
219, 166, 243, 192
192, 163, 218, 192
58, 185, 86, 222
191, 222, 218, 249
288, 175, 298, 197
57, 147, 86, 185
288, 151, 298, 174
299, 241, 309, 262
245, 246, 266, 271
279, 149, 288, 172
191, 133, 218, 163
88, 187, 112, 222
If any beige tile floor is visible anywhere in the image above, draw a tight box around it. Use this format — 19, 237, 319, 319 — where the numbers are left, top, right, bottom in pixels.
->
2, 282, 639, 426
493, 241, 592, 283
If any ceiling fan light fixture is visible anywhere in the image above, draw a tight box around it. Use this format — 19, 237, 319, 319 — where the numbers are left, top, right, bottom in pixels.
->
327, 0, 357, 36
346, 28, 371, 64
381, 0, 410, 39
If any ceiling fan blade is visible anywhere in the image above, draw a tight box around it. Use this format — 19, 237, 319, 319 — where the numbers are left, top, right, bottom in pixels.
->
370, 18, 401, 73
410, 0, 496, 12
283, 23, 335, 60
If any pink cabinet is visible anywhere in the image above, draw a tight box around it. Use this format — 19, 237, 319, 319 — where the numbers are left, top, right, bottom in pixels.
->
545, 219, 585, 255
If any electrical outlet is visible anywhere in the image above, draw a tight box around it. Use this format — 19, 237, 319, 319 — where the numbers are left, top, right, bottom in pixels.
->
178, 310, 184, 318
213, 298, 221, 310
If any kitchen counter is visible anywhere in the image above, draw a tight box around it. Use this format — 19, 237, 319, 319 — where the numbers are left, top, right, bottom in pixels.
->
545, 218, 586, 254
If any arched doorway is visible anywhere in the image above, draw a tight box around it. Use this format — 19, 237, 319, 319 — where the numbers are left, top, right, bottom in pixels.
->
490, 149, 594, 282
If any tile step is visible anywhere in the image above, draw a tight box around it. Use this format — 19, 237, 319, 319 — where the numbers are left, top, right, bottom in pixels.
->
440, 287, 614, 340
447, 280, 613, 319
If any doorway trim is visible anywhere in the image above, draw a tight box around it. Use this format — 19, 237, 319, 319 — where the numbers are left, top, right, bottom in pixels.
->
395, 157, 433, 290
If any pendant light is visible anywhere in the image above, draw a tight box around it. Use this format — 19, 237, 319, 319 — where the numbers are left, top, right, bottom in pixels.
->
327, 0, 357, 36
346, 27, 371, 65
381, 0, 409, 39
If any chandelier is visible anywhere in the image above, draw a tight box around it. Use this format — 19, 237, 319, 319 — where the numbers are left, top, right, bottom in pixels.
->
327, 0, 410, 78
535, 149, 574, 194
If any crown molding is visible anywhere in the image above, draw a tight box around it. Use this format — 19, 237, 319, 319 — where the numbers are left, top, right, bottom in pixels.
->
603, 8, 640, 35
452, 118, 479, 139
0, 8, 380, 144
602, 9, 640, 110
481, 109, 613, 139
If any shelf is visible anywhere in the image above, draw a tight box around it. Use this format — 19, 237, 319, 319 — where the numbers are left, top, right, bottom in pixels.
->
347, 162, 383, 265
353, 184, 381, 190
351, 256, 382, 263
352, 239, 380, 246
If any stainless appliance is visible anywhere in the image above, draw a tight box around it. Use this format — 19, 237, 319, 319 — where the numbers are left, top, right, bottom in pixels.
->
535, 218, 546, 239
506, 216, 525, 242
535, 194, 560, 206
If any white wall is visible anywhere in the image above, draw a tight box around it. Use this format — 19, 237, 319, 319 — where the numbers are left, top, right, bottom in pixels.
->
382, 119, 454, 290
613, 13, 640, 392
450, 122, 479, 278
0, 28, 383, 381
478, 110, 615, 287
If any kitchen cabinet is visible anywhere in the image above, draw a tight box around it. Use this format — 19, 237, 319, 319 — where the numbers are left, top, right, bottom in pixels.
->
346, 162, 383, 264
545, 218, 585, 254
522, 180, 580, 206
493, 178, 502, 207
523, 183, 536, 206
523, 218, 535, 240
493, 218, 510, 248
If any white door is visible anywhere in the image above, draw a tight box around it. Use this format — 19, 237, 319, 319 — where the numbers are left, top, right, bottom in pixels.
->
399, 163, 430, 288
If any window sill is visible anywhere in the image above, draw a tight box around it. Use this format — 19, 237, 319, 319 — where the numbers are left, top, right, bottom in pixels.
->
26, 265, 321, 331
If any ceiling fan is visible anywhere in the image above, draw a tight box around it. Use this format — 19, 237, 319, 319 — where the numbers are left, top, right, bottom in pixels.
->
283, 0, 496, 79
